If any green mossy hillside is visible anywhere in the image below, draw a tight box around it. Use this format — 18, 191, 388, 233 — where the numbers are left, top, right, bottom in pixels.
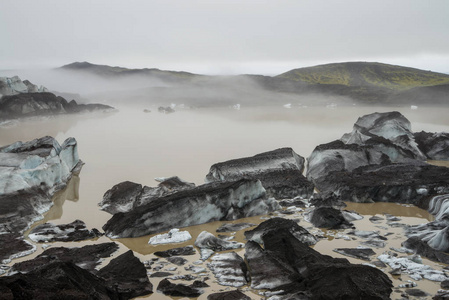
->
277, 62, 449, 91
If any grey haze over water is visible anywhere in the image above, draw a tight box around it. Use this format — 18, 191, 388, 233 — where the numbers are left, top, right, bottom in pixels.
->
1, 0, 449, 75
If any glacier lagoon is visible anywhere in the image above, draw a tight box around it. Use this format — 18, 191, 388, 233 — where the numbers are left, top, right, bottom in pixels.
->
1, 105, 449, 299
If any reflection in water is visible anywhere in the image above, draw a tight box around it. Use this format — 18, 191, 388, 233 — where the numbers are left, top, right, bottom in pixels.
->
24, 175, 80, 235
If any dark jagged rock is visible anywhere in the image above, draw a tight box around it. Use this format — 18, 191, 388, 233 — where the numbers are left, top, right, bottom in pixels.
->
0, 233, 36, 264
195, 231, 244, 251
99, 176, 196, 214
316, 163, 449, 204
216, 222, 255, 232
28, 219, 102, 242
154, 245, 196, 257
245, 228, 392, 299
103, 179, 278, 238
207, 290, 251, 300
441, 280, 449, 289
0, 92, 113, 120
414, 131, 449, 160
205, 148, 313, 199
244, 217, 318, 245
156, 278, 203, 297
167, 256, 188, 266
333, 248, 376, 261
11, 242, 119, 274
207, 252, 248, 287
246, 230, 392, 299
0, 261, 121, 300
245, 239, 301, 290
308, 206, 353, 229
404, 288, 429, 297
304, 262, 393, 300
97, 250, 153, 299
310, 191, 347, 209
0, 136, 81, 234
0, 251, 152, 300
150, 271, 173, 277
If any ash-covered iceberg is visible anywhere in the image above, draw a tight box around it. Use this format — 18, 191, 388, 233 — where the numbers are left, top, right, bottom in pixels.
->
0, 136, 82, 234
205, 148, 314, 199
307, 111, 428, 190
103, 179, 279, 238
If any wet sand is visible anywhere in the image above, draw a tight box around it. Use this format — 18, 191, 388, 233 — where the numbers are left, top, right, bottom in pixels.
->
2, 105, 449, 299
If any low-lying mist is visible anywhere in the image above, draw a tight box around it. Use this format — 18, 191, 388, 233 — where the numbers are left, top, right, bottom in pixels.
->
0, 67, 357, 108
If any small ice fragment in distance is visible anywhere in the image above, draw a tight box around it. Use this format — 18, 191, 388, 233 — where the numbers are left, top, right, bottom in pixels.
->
148, 228, 192, 245
283, 103, 292, 109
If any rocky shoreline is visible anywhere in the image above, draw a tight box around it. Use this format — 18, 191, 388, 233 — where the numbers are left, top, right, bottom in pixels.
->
1, 111, 449, 299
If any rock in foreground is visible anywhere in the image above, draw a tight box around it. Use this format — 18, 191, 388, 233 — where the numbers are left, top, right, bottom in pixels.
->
10, 242, 119, 274
0, 250, 152, 300
103, 179, 278, 238
245, 228, 392, 299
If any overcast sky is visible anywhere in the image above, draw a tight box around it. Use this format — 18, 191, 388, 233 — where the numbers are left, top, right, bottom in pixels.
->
1, 0, 449, 75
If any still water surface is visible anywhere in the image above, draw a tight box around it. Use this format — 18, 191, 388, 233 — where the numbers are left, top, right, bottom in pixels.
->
1, 105, 449, 299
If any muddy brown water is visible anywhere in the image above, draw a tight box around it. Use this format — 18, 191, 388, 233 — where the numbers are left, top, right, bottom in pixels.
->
1, 105, 449, 299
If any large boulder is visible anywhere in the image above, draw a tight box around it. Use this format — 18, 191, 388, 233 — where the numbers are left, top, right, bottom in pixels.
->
0, 250, 153, 300
97, 250, 153, 299
244, 217, 318, 245
10, 242, 119, 274
0, 261, 122, 300
245, 228, 393, 299
103, 179, 279, 238
205, 148, 313, 199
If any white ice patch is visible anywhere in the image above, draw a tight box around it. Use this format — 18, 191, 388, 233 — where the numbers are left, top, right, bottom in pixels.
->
148, 228, 192, 245
378, 253, 449, 282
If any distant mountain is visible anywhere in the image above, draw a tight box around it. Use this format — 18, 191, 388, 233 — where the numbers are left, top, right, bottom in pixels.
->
60, 62, 200, 83
277, 62, 449, 91
59, 61, 449, 106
